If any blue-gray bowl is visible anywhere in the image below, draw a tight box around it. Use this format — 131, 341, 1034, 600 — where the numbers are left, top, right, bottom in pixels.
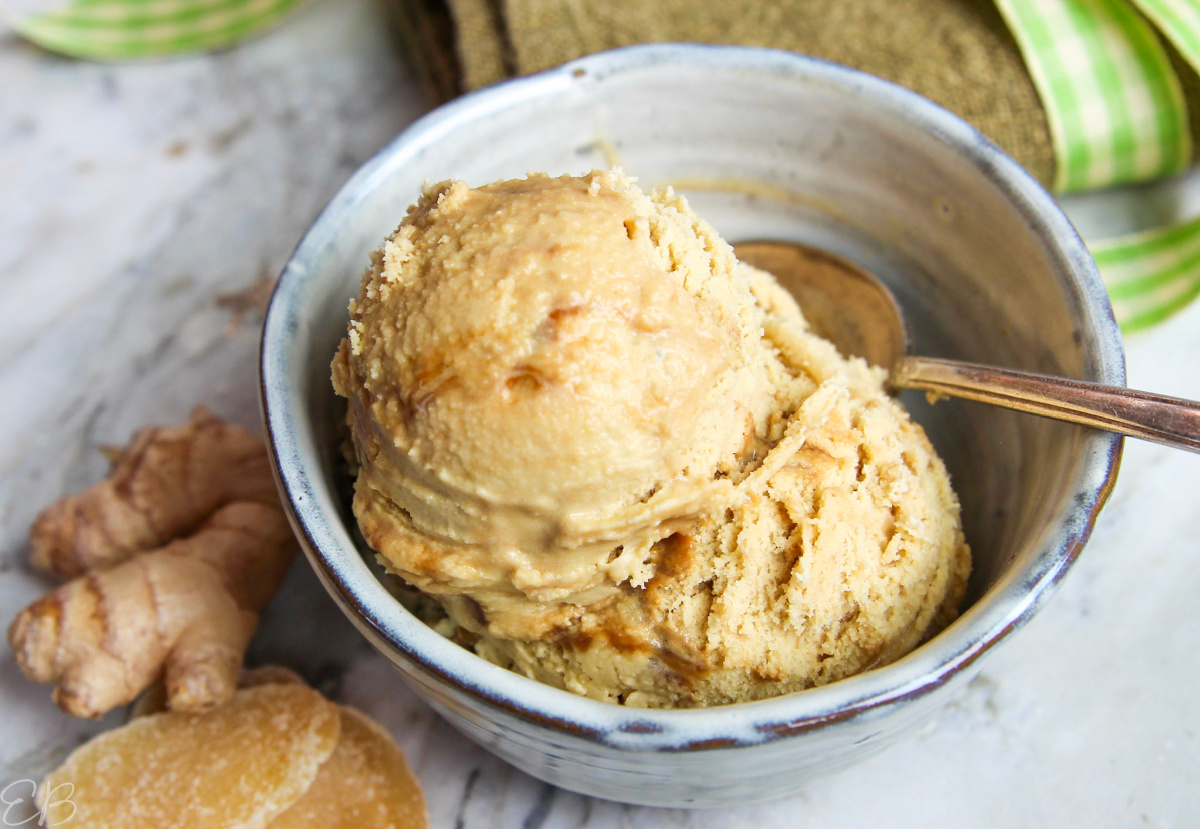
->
260, 44, 1123, 807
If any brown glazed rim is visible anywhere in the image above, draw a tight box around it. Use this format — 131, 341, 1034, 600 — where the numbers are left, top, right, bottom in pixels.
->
259, 44, 1127, 752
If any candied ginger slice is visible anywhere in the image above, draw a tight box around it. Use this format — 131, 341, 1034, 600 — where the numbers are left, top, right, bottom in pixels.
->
269, 706, 428, 829
38, 683, 340, 829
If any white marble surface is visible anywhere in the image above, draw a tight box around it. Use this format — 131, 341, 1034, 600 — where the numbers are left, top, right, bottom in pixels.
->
2, 2, 1199, 826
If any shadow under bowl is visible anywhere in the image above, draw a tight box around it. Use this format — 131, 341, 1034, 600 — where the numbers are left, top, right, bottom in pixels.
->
260, 44, 1124, 808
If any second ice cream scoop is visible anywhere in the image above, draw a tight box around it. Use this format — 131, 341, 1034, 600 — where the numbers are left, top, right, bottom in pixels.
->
735, 241, 1200, 452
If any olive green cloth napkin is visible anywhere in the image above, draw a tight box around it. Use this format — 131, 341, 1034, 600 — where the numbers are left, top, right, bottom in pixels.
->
392, 0, 1200, 190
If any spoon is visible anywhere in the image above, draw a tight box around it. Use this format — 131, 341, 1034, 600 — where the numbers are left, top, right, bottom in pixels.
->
733, 240, 1200, 453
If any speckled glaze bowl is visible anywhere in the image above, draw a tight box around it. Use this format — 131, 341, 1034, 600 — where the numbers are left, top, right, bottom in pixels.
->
260, 45, 1123, 808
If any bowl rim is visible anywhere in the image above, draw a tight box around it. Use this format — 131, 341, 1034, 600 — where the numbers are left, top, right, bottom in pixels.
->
260, 43, 1125, 751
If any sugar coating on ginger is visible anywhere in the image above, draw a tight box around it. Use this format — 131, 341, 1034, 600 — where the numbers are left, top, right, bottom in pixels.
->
38, 684, 341, 829
271, 707, 427, 829
37, 676, 429, 829
334, 171, 971, 707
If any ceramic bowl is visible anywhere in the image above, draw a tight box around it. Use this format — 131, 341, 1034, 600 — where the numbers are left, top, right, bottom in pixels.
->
260, 44, 1123, 808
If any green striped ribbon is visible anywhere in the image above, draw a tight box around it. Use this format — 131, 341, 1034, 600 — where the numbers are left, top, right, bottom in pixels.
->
1091, 0, 1200, 334
8, 0, 304, 60
993, 0, 1191, 194
1093, 215, 1200, 333
1133, 0, 1200, 70
986, 0, 1200, 331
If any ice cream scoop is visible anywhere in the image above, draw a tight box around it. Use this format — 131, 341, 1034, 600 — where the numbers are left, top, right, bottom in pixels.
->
333, 171, 780, 635
736, 241, 1200, 452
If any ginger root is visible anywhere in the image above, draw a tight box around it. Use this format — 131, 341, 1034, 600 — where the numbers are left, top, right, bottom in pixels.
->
8, 410, 296, 718
29, 407, 279, 579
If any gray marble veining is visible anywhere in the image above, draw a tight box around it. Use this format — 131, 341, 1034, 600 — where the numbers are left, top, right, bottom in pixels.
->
1, 1, 1198, 826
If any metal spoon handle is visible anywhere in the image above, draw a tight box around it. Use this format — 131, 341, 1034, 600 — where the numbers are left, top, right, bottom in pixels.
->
893, 356, 1200, 453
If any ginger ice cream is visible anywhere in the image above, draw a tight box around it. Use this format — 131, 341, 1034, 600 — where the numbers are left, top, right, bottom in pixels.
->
332, 170, 970, 707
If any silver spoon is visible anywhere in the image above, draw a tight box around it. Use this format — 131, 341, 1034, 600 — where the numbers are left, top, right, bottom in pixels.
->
734, 240, 1200, 453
